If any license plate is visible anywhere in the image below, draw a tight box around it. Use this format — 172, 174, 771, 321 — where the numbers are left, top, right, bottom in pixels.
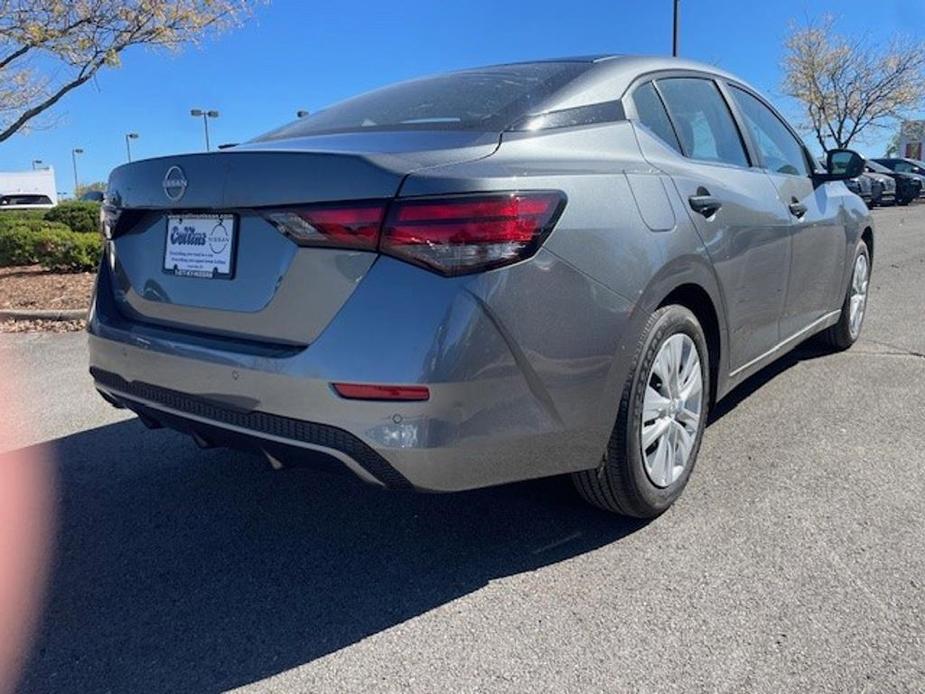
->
163, 214, 236, 278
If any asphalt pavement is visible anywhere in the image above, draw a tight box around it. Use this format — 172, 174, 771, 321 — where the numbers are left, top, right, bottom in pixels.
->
2, 204, 924, 693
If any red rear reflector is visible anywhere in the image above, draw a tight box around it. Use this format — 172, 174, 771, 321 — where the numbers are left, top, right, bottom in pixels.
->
265, 202, 386, 250
381, 191, 565, 276
332, 383, 430, 401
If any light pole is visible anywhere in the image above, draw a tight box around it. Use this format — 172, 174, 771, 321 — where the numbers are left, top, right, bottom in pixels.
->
71, 148, 83, 195
672, 0, 680, 57
31, 159, 43, 170
125, 132, 139, 162
190, 109, 219, 151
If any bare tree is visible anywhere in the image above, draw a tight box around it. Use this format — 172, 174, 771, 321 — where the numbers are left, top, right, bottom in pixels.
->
782, 15, 925, 152
0, 1, 261, 144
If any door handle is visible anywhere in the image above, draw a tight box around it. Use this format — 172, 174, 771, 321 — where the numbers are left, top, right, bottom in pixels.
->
688, 187, 722, 217
788, 199, 807, 218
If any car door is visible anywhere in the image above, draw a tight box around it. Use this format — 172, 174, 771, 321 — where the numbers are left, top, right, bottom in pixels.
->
725, 84, 847, 338
631, 76, 793, 371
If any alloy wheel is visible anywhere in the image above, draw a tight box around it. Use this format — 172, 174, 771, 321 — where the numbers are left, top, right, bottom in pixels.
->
640, 333, 704, 488
849, 252, 869, 339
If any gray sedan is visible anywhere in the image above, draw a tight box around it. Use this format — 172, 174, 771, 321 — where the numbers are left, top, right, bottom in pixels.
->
90, 56, 872, 516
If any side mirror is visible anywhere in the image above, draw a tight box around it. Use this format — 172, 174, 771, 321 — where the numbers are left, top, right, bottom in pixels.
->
824, 149, 865, 180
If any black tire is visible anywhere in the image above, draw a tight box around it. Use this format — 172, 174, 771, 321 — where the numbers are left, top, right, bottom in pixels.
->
572, 305, 710, 517
820, 243, 870, 351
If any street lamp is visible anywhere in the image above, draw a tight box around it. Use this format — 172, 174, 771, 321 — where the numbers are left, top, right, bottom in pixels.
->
71, 148, 84, 195
31, 159, 43, 170
125, 132, 139, 162
297, 110, 310, 118
190, 109, 219, 151
672, 0, 680, 57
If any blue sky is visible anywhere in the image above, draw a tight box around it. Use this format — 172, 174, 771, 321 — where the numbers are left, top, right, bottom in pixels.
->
1, 0, 922, 194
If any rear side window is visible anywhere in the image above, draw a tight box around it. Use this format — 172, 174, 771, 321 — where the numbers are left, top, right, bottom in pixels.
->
866, 160, 894, 174
729, 86, 810, 176
656, 78, 749, 167
891, 160, 924, 174
632, 82, 682, 153
255, 62, 592, 140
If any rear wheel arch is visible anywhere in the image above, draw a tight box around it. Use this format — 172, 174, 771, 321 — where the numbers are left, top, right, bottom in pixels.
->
599, 256, 730, 425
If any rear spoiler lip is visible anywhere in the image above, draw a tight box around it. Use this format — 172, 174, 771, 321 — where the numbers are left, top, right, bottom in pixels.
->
106, 133, 503, 211
106, 149, 405, 211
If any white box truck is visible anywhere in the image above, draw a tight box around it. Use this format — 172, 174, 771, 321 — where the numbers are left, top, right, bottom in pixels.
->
0, 167, 58, 209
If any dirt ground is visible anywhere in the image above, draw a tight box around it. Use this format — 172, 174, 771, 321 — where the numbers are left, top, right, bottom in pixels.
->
0, 265, 93, 332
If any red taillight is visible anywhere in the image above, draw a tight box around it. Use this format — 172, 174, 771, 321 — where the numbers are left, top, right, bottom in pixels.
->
266, 202, 386, 250
332, 383, 430, 401
262, 191, 565, 276
381, 192, 565, 276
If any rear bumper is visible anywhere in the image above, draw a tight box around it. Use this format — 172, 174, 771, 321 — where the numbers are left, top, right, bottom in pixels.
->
91, 367, 412, 488
88, 248, 635, 492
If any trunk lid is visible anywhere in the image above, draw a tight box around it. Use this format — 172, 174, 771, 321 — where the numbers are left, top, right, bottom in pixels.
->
106, 132, 498, 344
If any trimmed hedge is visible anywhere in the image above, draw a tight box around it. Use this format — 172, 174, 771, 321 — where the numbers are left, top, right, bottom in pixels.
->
43, 200, 101, 233
0, 227, 42, 266
33, 229, 102, 272
0, 224, 101, 272
0, 209, 47, 227
0, 201, 103, 272
0, 222, 71, 264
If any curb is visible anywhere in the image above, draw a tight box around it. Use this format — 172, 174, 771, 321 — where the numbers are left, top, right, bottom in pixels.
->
0, 308, 88, 321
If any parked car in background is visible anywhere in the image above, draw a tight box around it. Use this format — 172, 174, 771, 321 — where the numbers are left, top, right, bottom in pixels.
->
862, 169, 895, 206
866, 160, 920, 205
863, 174, 885, 207
0, 193, 55, 209
80, 190, 105, 202
89, 56, 874, 517
846, 170, 873, 205
0, 167, 58, 209
820, 158, 873, 206
873, 158, 925, 199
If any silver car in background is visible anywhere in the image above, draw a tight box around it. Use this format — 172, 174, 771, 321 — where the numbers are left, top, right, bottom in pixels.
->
863, 170, 896, 206
846, 171, 874, 205
90, 56, 873, 517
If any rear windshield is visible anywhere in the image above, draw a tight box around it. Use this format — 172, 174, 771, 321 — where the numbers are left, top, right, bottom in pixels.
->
255, 62, 592, 140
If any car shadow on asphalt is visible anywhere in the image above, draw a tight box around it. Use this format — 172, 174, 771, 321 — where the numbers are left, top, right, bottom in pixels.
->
16, 420, 646, 693
18, 340, 835, 692
708, 341, 832, 424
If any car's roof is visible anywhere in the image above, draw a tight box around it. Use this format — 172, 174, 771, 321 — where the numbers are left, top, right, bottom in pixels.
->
484, 55, 755, 115
484, 54, 734, 72
875, 157, 925, 165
